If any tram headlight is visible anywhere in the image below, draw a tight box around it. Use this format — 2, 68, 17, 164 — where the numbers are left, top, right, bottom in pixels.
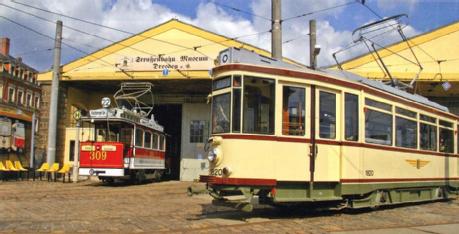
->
207, 148, 219, 162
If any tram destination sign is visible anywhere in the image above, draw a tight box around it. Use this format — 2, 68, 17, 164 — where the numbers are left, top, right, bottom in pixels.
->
117, 54, 212, 72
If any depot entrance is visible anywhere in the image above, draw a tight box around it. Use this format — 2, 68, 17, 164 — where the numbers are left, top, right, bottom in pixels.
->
151, 104, 182, 180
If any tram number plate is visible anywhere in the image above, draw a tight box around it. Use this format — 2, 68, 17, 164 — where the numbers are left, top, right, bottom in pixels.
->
89, 151, 107, 161
210, 169, 222, 176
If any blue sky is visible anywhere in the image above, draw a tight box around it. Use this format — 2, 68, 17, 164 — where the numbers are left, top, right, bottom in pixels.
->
0, 0, 458, 71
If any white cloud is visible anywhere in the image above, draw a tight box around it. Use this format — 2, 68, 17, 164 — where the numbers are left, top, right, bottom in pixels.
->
0, 0, 422, 71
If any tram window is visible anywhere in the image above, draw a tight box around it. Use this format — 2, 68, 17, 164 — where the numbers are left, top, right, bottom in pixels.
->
232, 89, 241, 132
420, 114, 436, 123
212, 93, 231, 133
282, 86, 305, 136
212, 76, 231, 90
396, 107, 416, 118
395, 116, 417, 148
420, 123, 437, 151
233, 75, 241, 87
345, 93, 358, 141
365, 98, 391, 111
319, 91, 336, 139
439, 120, 453, 128
144, 131, 152, 148
242, 76, 275, 134
153, 133, 159, 149
159, 135, 165, 151
120, 128, 132, 146
440, 128, 454, 153
135, 128, 143, 147
365, 109, 392, 145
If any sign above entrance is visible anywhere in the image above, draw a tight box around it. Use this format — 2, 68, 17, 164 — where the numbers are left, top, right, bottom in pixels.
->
117, 54, 213, 72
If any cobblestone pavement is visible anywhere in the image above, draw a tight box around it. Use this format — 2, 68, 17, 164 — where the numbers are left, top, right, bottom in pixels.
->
0, 179, 458, 233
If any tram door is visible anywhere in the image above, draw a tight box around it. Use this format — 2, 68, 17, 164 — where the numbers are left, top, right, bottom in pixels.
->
312, 86, 341, 182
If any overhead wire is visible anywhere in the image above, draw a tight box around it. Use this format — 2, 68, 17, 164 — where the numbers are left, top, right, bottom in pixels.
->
0, 15, 113, 67
282, 0, 357, 22
359, 1, 437, 63
15, 47, 52, 56
9, 0, 212, 59
208, 0, 271, 21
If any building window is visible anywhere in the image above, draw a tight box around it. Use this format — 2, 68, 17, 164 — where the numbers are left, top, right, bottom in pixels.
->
345, 93, 359, 141
26, 92, 32, 107
34, 95, 40, 108
282, 86, 305, 136
319, 91, 336, 139
242, 76, 275, 134
0, 82, 3, 100
190, 120, 206, 143
8, 86, 15, 102
17, 89, 24, 105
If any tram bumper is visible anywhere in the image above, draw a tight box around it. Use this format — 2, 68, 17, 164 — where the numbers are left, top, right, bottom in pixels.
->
79, 168, 125, 177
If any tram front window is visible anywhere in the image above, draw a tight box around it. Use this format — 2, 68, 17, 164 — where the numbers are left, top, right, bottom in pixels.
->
212, 93, 231, 134
243, 76, 275, 134
94, 122, 131, 143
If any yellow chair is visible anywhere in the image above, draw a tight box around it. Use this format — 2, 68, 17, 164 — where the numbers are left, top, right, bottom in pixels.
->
14, 161, 28, 180
14, 161, 28, 171
57, 163, 72, 183
5, 160, 20, 180
36, 162, 50, 180
0, 162, 9, 181
46, 163, 60, 182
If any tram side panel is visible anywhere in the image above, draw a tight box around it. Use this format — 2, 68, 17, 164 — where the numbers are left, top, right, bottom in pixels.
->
340, 146, 459, 195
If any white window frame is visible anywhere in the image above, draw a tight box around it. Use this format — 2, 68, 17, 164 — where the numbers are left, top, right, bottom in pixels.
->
34, 93, 40, 108
17, 89, 24, 105
0, 82, 3, 100
26, 92, 33, 107
8, 86, 15, 102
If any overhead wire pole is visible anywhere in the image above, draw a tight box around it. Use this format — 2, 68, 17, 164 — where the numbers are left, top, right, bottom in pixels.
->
46, 20, 62, 167
271, 0, 282, 60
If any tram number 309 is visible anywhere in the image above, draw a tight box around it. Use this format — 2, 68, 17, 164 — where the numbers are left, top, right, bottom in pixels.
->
89, 151, 108, 160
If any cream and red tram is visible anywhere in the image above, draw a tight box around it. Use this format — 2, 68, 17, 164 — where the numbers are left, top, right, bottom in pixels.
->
200, 48, 459, 211
78, 103, 166, 182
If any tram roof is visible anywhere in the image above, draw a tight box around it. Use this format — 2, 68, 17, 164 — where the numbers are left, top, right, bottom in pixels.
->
323, 69, 449, 112
218, 47, 449, 112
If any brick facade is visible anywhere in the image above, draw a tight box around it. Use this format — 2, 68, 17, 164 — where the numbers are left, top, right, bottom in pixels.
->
36, 82, 68, 164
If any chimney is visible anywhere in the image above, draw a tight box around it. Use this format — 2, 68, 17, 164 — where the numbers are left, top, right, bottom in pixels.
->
0, 37, 10, 56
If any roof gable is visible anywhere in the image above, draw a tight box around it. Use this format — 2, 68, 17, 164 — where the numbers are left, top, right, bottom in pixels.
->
38, 19, 301, 81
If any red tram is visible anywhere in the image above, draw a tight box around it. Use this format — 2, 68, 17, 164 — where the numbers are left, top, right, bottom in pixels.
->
78, 98, 166, 183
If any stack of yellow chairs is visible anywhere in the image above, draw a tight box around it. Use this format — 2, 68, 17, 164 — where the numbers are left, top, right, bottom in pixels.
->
36, 162, 49, 180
